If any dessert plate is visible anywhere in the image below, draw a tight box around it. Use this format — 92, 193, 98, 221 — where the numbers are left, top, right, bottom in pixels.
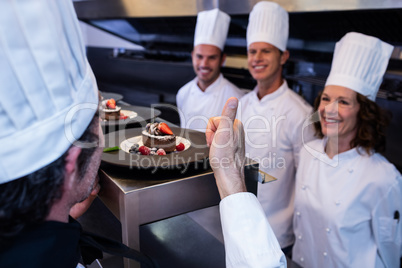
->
102, 127, 209, 170
101, 105, 161, 128
120, 135, 191, 153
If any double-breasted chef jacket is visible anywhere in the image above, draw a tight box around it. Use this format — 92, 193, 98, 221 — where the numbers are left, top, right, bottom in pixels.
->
238, 80, 315, 248
176, 74, 245, 132
293, 138, 402, 268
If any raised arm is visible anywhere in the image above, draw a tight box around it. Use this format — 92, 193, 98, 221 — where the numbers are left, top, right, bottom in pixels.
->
207, 97, 287, 268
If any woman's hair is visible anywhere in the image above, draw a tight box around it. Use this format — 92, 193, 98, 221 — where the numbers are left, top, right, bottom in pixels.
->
0, 115, 99, 246
313, 90, 391, 155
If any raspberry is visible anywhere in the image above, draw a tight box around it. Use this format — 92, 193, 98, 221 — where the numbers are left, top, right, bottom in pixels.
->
156, 148, 166, 155
176, 142, 185, 151
138, 145, 150, 155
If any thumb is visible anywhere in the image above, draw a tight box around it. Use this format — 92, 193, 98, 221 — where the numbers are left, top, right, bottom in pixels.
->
218, 97, 238, 130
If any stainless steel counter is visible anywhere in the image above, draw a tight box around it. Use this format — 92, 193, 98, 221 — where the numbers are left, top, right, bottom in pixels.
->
98, 159, 258, 268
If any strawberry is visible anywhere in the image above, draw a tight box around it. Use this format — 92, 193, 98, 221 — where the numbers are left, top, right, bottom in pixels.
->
106, 98, 116, 109
158, 122, 173, 135
176, 142, 185, 151
156, 148, 166, 155
138, 145, 150, 155
119, 115, 128, 120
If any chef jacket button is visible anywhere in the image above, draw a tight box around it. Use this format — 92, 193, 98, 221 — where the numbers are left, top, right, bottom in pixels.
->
298, 235, 302, 240
296, 211, 301, 216
301, 185, 307, 190
348, 168, 353, 173
323, 252, 328, 256
326, 227, 331, 233
335, 200, 341, 206
300, 257, 304, 262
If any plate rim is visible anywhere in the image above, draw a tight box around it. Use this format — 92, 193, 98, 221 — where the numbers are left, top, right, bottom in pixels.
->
100, 104, 161, 127
101, 127, 209, 169
119, 134, 192, 154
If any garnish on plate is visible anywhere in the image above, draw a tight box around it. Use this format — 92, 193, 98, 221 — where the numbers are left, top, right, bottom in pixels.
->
103, 146, 120, 152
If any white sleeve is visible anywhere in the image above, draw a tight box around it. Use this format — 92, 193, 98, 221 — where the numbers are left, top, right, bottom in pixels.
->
220, 192, 287, 268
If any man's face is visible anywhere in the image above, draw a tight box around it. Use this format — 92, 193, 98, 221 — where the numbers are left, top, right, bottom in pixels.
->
192, 44, 225, 91
247, 42, 288, 84
74, 117, 104, 203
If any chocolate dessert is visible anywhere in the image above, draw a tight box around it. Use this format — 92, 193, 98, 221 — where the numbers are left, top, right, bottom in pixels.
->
142, 123, 176, 152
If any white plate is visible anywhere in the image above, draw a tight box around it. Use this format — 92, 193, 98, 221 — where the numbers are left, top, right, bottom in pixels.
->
120, 135, 191, 154
120, 109, 138, 119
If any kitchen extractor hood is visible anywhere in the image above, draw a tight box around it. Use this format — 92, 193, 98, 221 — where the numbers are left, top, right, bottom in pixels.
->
73, 0, 402, 18
74, 0, 402, 56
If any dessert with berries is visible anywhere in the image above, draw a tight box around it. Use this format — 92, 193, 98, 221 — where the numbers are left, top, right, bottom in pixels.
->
128, 141, 186, 155
128, 144, 168, 156
142, 122, 176, 152
100, 98, 123, 120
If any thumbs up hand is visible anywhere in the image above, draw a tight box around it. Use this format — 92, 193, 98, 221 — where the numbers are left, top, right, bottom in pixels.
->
206, 97, 246, 199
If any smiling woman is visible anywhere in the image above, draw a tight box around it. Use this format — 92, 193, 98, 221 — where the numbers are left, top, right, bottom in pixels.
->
313, 87, 390, 156
293, 32, 402, 268
317, 86, 361, 155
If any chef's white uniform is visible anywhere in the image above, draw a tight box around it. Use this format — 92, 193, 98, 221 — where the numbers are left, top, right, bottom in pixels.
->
176, 74, 244, 132
221, 192, 287, 268
238, 81, 314, 248
293, 138, 402, 268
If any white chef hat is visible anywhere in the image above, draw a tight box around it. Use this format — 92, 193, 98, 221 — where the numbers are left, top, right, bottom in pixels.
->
247, 1, 289, 51
0, 1, 99, 184
194, 8, 231, 51
325, 32, 394, 101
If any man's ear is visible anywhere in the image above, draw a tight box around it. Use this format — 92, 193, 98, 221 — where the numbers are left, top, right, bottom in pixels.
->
280, 50, 290, 65
221, 53, 227, 67
64, 146, 82, 185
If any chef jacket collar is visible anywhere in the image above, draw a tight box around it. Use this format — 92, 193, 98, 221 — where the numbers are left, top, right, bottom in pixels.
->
251, 80, 288, 104
194, 73, 224, 94
315, 137, 364, 165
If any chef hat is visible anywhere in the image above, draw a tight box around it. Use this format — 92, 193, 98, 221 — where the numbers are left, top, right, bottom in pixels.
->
325, 32, 394, 101
194, 8, 231, 51
0, 0, 99, 184
247, 1, 289, 51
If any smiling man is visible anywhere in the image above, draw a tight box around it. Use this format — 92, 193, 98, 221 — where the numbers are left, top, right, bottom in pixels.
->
237, 1, 315, 254
176, 8, 244, 132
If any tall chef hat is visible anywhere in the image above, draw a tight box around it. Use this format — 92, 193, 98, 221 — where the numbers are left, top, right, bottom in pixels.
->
194, 8, 231, 51
0, 0, 99, 184
247, 1, 289, 51
325, 32, 394, 101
